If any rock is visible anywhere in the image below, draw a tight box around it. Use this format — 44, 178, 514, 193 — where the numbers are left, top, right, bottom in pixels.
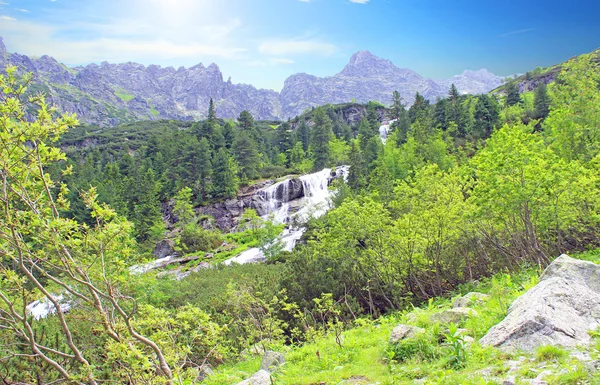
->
389, 324, 425, 344
502, 380, 516, 385
453, 292, 489, 308
430, 307, 477, 324
196, 364, 214, 382
153, 239, 175, 259
225, 199, 243, 217
235, 370, 271, 385
480, 254, 600, 350
260, 351, 285, 372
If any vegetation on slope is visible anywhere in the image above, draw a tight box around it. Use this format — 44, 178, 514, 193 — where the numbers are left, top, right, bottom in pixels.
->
1, 51, 600, 384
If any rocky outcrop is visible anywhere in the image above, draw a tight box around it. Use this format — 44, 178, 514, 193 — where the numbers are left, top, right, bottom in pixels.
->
1, 36, 502, 126
260, 351, 286, 372
480, 254, 600, 350
389, 324, 425, 344
430, 308, 477, 324
453, 292, 489, 308
234, 370, 271, 385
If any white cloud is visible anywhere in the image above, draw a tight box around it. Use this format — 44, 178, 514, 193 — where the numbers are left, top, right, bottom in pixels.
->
0, 16, 247, 63
298, 0, 312, 2
247, 57, 295, 67
349, 0, 370, 3
259, 39, 337, 56
15, 8, 29, 12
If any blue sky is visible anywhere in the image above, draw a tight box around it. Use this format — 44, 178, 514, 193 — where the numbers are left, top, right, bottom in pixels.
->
1, 0, 599, 90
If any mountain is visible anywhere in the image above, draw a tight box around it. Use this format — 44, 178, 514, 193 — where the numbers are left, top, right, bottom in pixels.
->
280, 50, 452, 118
437, 69, 504, 95
0, 37, 503, 126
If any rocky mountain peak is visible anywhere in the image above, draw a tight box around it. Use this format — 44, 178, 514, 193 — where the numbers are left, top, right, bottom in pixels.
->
341, 50, 398, 76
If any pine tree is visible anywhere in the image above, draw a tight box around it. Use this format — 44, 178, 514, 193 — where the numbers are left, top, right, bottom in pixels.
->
211, 148, 238, 199
505, 81, 520, 107
533, 82, 550, 120
196, 137, 212, 202
448, 84, 460, 102
233, 131, 260, 180
409, 92, 430, 123
390, 90, 405, 120
207, 98, 217, 122
296, 120, 311, 152
276, 122, 293, 153
347, 141, 368, 191
132, 166, 163, 242
223, 121, 236, 149
238, 110, 254, 131
310, 108, 333, 171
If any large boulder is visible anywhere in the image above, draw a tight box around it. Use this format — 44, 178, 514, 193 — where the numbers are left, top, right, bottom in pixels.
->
453, 292, 489, 308
260, 351, 285, 372
389, 324, 425, 344
430, 307, 477, 324
235, 370, 271, 385
153, 239, 175, 259
480, 254, 600, 350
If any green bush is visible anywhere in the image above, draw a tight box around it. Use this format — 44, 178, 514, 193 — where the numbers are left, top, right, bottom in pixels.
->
178, 223, 222, 253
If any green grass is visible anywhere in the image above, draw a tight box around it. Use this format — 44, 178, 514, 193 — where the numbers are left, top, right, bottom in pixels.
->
114, 87, 135, 102
205, 251, 600, 385
149, 106, 160, 117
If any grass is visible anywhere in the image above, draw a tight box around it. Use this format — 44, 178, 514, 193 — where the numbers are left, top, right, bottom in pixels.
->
205, 251, 600, 385
114, 87, 135, 102
150, 106, 160, 117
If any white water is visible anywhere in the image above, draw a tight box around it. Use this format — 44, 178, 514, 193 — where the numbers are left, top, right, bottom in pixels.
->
224, 166, 348, 265
27, 295, 72, 321
379, 119, 397, 144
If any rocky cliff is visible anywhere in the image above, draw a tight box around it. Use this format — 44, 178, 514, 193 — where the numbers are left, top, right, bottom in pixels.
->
0, 36, 503, 126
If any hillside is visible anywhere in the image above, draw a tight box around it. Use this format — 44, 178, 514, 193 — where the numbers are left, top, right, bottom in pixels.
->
0, 36, 502, 126
493, 48, 600, 94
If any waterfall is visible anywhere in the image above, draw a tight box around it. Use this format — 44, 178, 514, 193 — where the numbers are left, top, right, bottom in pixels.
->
224, 166, 348, 265
379, 119, 397, 144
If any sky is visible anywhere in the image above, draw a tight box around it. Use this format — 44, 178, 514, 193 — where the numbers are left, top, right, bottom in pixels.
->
1, 0, 599, 90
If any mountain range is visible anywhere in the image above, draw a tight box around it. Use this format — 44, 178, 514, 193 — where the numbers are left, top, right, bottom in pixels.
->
0, 37, 504, 126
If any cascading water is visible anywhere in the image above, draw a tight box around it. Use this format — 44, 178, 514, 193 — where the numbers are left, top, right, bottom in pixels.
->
379, 119, 397, 144
224, 166, 349, 265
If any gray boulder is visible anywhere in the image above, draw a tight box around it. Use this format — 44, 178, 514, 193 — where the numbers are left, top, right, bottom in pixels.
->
453, 292, 489, 308
260, 351, 285, 372
153, 239, 175, 259
235, 370, 271, 385
480, 254, 600, 350
430, 307, 477, 324
389, 324, 425, 344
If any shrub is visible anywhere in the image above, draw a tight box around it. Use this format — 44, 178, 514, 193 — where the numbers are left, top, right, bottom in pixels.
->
178, 223, 222, 253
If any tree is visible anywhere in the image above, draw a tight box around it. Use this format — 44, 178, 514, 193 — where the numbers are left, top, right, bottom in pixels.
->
448, 83, 460, 102
211, 148, 238, 199
276, 122, 293, 154
207, 98, 217, 122
543, 54, 600, 162
347, 141, 368, 191
0, 66, 173, 384
471, 122, 599, 264
505, 81, 520, 107
296, 120, 311, 152
132, 164, 163, 243
238, 110, 255, 131
408, 92, 430, 123
390, 90, 405, 120
173, 187, 195, 225
233, 131, 260, 181
310, 108, 333, 171
533, 82, 550, 120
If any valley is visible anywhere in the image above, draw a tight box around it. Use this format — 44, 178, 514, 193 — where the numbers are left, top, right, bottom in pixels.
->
1, 3, 600, 384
